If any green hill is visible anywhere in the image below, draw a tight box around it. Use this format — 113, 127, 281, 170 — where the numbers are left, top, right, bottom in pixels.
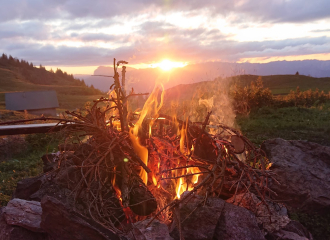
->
164, 74, 330, 103
231, 74, 330, 95
0, 54, 104, 112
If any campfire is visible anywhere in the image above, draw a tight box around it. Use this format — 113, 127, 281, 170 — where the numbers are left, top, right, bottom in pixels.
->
47, 59, 275, 235
1, 59, 277, 239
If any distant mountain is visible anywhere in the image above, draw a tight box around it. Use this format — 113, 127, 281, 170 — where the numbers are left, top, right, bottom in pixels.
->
80, 60, 330, 94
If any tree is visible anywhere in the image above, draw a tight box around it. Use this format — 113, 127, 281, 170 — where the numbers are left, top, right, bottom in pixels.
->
295, 71, 299, 75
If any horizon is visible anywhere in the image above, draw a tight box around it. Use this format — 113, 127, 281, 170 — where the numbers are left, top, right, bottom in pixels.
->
47, 58, 330, 76
0, 0, 329, 75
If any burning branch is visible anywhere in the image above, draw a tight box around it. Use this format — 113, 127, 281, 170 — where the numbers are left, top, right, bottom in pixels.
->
1, 58, 276, 236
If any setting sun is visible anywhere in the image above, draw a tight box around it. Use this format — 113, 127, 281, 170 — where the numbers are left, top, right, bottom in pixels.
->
153, 59, 187, 71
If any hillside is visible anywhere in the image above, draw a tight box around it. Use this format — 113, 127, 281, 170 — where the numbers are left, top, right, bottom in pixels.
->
0, 54, 104, 112
163, 74, 330, 103
230, 74, 330, 95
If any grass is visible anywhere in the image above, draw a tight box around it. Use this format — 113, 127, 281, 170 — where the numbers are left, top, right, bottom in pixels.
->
0, 67, 105, 111
235, 104, 330, 146
289, 211, 330, 240
232, 74, 330, 95
0, 133, 61, 206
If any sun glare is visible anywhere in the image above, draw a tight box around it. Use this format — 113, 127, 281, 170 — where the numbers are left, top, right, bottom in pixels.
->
154, 59, 187, 71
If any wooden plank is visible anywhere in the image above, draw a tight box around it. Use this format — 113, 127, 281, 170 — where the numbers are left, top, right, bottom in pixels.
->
0, 123, 65, 136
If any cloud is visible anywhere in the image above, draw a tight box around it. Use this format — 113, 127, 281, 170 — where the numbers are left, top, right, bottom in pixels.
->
1, 0, 329, 24
0, 0, 329, 69
0, 21, 50, 40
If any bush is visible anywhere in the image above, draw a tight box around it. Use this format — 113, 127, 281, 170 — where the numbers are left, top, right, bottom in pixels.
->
230, 76, 273, 114
284, 87, 330, 107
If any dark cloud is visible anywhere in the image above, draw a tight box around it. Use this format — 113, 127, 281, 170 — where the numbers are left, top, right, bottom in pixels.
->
0, 21, 50, 40
0, 0, 329, 24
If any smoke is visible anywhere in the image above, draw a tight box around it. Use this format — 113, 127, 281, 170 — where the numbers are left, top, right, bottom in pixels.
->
198, 79, 236, 129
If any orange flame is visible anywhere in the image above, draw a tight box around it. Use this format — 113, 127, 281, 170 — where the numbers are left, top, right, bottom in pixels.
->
175, 169, 186, 199
152, 174, 158, 187
130, 84, 165, 185
129, 131, 148, 185
175, 166, 201, 199
180, 126, 186, 154
111, 167, 122, 201
179, 118, 189, 154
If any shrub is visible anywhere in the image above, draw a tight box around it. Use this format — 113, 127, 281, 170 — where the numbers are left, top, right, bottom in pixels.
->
230, 76, 273, 114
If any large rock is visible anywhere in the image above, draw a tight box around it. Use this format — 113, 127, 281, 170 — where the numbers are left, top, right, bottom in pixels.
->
3, 198, 44, 232
170, 194, 265, 240
0, 207, 48, 240
261, 138, 330, 213
13, 174, 48, 200
40, 196, 120, 240
132, 218, 174, 240
227, 193, 313, 240
214, 202, 266, 240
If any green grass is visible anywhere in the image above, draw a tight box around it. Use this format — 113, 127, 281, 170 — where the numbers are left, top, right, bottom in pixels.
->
232, 74, 330, 95
290, 211, 330, 240
235, 104, 330, 146
0, 133, 61, 206
0, 67, 105, 111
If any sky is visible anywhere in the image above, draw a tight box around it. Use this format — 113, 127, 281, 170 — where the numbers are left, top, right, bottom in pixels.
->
0, 0, 330, 74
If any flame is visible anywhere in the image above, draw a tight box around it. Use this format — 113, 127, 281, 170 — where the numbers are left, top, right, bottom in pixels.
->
107, 90, 119, 118
111, 167, 122, 201
152, 174, 158, 186
113, 121, 121, 130
180, 126, 186, 154
175, 166, 201, 199
172, 115, 180, 135
132, 84, 164, 136
176, 169, 186, 199
129, 131, 148, 185
189, 167, 200, 185
129, 84, 165, 185
179, 118, 189, 154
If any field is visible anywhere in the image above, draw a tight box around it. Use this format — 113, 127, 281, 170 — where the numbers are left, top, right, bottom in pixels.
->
0, 67, 105, 112
236, 104, 330, 146
232, 74, 330, 95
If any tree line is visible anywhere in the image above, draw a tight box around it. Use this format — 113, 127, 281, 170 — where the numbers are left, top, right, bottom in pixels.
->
0, 53, 96, 92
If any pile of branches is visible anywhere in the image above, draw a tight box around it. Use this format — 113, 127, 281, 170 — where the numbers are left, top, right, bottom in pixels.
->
0, 59, 277, 237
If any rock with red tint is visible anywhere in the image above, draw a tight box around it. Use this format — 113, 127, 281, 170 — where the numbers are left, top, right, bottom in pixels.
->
227, 193, 313, 240
40, 196, 120, 240
214, 202, 265, 240
170, 194, 265, 240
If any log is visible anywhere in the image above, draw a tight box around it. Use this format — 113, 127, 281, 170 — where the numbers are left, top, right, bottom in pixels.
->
118, 168, 157, 216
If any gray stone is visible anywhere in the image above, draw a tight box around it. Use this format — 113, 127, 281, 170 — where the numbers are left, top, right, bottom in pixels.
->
261, 138, 330, 212
0, 207, 48, 240
133, 218, 174, 240
3, 198, 44, 232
